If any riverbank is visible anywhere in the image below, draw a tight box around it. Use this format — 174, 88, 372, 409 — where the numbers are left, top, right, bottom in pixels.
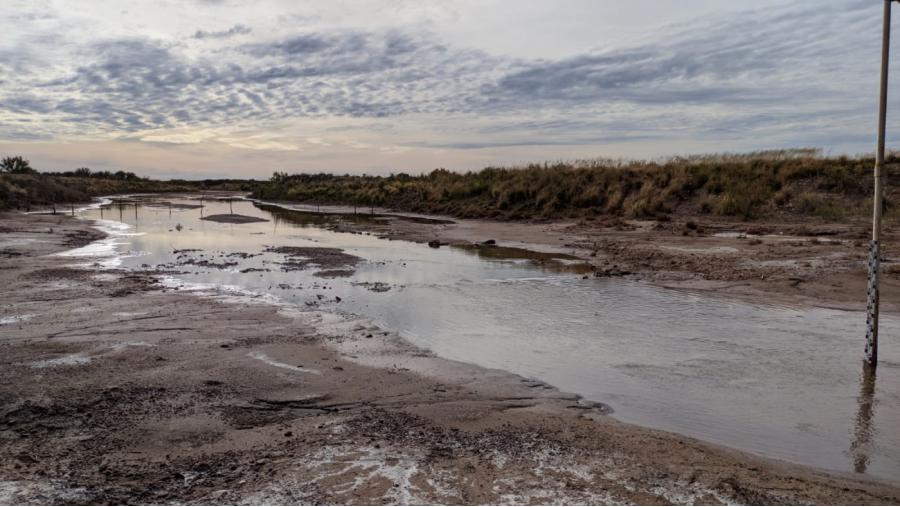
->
273, 200, 899, 313
2, 212, 899, 504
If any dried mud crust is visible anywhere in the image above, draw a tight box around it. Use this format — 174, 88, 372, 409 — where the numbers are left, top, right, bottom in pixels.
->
19, 267, 159, 298
265, 246, 362, 273
1, 211, 900, 504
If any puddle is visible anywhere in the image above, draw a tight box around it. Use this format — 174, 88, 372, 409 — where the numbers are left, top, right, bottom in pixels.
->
54, 219, 144, 269
66, 195, 900, 482
712, 231, 849, 245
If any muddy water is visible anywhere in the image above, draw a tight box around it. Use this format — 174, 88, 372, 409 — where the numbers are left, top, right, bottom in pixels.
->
76, 196, 900, 482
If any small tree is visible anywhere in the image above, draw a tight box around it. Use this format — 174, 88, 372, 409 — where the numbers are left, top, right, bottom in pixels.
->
74, 167, 92, 177
1, 156, 36, 174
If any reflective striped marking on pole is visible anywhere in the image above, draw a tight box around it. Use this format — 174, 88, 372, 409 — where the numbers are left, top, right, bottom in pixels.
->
867, 0, 893, 367
866, 240, 880, 365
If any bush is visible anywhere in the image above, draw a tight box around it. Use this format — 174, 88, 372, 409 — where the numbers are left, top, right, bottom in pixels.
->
793, 192, 846, 219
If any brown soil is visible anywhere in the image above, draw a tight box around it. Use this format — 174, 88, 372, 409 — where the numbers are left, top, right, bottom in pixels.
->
1, 212, 899, 504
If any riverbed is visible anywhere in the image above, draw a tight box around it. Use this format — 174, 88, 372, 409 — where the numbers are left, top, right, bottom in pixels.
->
72, 195, 900, 482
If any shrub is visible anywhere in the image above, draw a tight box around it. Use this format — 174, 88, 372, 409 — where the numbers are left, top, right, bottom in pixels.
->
793, 192, 846, 219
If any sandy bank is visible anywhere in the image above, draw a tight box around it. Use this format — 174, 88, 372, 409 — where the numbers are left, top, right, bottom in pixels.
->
1, 212, 899, 504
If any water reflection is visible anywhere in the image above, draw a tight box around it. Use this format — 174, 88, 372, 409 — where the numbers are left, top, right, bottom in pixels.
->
455, 244, 594, 273
99, 201, 140, 223
258, 202, 593, 273
851, 362, 877, 473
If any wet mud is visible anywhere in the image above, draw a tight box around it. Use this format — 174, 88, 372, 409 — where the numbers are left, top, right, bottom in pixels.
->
2, 211, 900, 504
200, 214, 269, 224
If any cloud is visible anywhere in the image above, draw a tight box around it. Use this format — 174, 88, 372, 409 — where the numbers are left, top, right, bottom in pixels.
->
193, 24, 252, 39
0, 0, 895, 174
479, 2, 875, 110
241, 33, 333, 55
0, 28, 506, 137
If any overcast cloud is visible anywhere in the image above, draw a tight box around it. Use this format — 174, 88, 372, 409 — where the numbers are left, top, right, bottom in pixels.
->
0, 0, 897, 177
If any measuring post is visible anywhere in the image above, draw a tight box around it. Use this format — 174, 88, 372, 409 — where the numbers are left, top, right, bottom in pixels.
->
867, 0, 895, 367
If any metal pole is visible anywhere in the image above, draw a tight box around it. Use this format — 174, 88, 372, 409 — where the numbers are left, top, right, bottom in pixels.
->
866, 0, 893, 367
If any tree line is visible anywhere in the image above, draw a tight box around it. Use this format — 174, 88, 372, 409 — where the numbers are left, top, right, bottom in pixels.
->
1, 155, 143, 181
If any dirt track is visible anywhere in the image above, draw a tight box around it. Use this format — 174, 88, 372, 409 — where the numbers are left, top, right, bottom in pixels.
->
2, 212, 900, 504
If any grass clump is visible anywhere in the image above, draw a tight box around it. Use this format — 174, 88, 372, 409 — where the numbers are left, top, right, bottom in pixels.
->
792, 192, 846, 219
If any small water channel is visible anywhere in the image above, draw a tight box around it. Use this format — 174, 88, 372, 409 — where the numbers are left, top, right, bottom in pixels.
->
73, 195, 900, 482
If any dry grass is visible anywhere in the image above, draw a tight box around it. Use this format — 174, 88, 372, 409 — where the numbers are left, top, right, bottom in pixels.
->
254, 149, 895, 221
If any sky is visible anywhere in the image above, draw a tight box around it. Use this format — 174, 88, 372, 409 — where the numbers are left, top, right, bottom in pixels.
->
0, 0, 898, 178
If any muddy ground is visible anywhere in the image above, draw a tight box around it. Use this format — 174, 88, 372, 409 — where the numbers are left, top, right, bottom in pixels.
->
2, 212, 900, 504
201, 214, 269, 224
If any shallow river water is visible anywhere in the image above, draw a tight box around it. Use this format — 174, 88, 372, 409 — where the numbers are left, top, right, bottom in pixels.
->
72, 196, 900, 482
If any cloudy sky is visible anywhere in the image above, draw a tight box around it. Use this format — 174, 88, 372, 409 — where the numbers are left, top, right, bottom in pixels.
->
0, 0, 897, 178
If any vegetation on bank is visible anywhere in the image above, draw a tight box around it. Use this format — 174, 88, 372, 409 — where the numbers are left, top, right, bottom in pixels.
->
252, 149, 896, 221
0, 156, 255, 210
3, 150, 895, 221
